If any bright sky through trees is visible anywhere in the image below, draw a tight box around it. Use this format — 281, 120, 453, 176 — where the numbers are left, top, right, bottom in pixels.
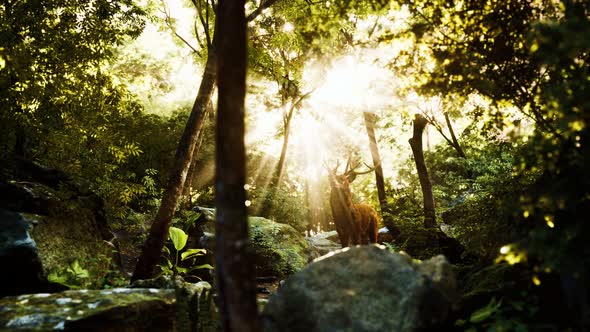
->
131, 0, 473, 187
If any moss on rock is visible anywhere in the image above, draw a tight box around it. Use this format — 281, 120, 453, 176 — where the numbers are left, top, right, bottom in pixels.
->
30, 209, 113, 289
0, 288, 176, 331
249, 217, 315, 278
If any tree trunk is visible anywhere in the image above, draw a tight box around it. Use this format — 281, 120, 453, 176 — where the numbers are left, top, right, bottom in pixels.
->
215, 0, 260, 330
408, 113, 436, 228
275, 91, 312, 184
131, 49, 218, 282
275, 113, 292, 184
363, 112, 387, 212
182, 119, 207, 207
444, 112, 466, 158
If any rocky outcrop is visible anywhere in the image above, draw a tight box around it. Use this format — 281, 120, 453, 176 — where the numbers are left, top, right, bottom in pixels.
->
1, 166, 115, 290
192, 207, 317, 278
0, 209, 65, 297
306, 231, 341, 257
0, 288, 176, 331
0, 281, 216, 331
249, 216, 317, 277
262, 245, 457, 332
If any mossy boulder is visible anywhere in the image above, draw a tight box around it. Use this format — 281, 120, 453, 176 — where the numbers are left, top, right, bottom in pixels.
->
0, 281, 216, 332
29, 201, 113, 289
2, 181, 115, 290
249, 216, 316, 278
191, 207, 317, 278
0, 288, 176, 331
0, 209, 66, 297
262, 246, 457, 332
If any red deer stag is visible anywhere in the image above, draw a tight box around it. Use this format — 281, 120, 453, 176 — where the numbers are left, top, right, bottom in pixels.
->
327, 158, 380, 247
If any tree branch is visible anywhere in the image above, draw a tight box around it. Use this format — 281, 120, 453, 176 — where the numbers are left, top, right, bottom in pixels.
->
246, 0, 282, 22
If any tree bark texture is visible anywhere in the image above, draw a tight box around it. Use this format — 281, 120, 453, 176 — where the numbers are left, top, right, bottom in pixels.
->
131, 50, 218, 282
182, 119, 207, 206
132, 0, 283, 283
275, 114, 292, 184
409, 113, 437, 228
363, 112, 387, 213
215, 0, 261, 330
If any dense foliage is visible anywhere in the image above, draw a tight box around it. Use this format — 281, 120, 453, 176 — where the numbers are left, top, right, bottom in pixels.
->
1, 0, 588, 329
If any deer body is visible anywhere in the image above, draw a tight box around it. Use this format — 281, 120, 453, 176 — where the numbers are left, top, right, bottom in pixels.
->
352, 203, 379, 245
328, 161, 380, 247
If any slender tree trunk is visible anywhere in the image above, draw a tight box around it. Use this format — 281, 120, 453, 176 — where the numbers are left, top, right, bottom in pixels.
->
131, 50, 218, 282
275, 91, 312, 184
182, 119, 207, 207
275, 114, 292, 184
444, 112, 466, 158
363, 112, 387, 212
409, 113, 436, 228
215, 0, 260, 330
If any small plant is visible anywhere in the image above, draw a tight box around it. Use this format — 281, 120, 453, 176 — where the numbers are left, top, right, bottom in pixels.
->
382, 242, 399, 254
48, 260, 90, 289
159, 226, 213, 278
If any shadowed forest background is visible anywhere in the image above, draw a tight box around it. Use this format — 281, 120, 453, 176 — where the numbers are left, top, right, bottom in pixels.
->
0, 0, 589, 331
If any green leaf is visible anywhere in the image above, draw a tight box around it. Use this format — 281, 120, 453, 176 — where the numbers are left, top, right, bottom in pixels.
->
190, 264, 214, 271
169, 226, 188, 251
158, 263, 173, 275
48, 271, 69, 285
469, 297, 501, 324
175, 266, 189, 274
181, 248, 207, 261
67, 260, 89, 279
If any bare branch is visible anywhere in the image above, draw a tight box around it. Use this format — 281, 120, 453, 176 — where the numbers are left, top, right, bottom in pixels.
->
246, 0, 282, 22
161, 0, 201, 56
194, 20, 205, 50
193, 0, 212, 48
205, 0, 211, 46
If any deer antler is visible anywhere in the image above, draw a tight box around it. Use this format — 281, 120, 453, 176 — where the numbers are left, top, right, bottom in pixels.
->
343, 155, 374, 182
322, 159, 341, 177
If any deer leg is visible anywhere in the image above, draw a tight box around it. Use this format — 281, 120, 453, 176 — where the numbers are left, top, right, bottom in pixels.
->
336, 228, 349, 248
351, 213, 360, 246
369, 218, 379, 244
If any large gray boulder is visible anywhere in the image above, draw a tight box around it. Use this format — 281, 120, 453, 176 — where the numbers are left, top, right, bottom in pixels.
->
262, 245, 457, 332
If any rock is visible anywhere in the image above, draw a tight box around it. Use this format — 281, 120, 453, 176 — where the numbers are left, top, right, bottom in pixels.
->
306, 236, 341, 257
129, 275, 176, 289
249, 217, 317, 278
192, 207, 317, 278
416, 255, 459, 304
0, 288, 176, 331
324, 230, 340, 243
0, 283, 217, 331
262, 245, 457, 332
174, 278, 218, 332
0, 180, 115, 290
378, 226, 394, 243
26, 184, 114, 289
0, 209, 64, 297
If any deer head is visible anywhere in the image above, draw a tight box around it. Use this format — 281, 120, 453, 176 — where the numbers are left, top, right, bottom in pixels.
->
326, 156, 373, 189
